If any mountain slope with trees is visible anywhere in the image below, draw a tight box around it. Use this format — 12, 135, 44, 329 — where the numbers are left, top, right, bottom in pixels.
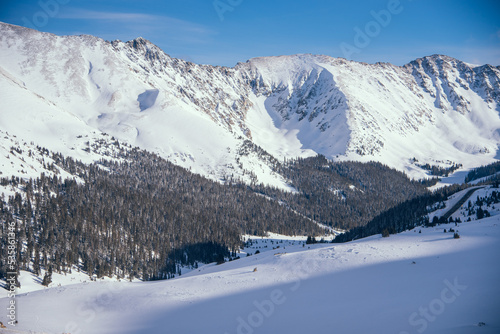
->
1, 143, 428, 281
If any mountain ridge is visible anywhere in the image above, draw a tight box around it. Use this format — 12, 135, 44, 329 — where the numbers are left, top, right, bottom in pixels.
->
1, 21, 499, 188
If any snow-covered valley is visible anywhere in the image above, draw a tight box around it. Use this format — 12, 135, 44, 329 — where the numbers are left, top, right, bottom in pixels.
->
1, 187, 499, 334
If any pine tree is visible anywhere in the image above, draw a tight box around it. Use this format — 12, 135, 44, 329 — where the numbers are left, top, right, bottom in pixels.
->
42, 267, 52, 287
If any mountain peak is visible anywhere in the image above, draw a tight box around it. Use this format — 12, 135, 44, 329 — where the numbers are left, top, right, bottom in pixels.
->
408, 54, 461, 66
125, 36, 156, 51
1, 25, 499, 186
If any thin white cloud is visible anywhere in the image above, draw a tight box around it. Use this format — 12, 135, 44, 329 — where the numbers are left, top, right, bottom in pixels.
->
59, 8, 215, 36
59, 9, 155, 21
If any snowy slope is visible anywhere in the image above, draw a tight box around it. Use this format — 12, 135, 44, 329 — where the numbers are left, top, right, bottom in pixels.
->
1, 22, 499, 186
242, 55, 500, 177
0, 23, 291, 189
1, 188, 498, 334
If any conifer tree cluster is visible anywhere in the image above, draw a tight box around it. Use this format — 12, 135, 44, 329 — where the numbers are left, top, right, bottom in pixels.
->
0, 147, 324, 281
0, 144, 432, 281
333, 183, 470, 242
253, 155, 428, 230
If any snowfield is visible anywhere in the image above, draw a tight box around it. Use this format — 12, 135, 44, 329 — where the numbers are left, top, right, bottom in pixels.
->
1, 188, 499, 334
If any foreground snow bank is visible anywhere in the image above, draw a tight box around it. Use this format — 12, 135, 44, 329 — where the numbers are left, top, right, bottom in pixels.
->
1, 214, 498, 333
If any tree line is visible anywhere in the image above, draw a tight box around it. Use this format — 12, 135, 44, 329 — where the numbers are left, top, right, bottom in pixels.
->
465, 161, 500, 183
252, 155, 429, 230
1, 143, 432, 282
0, 147, 325, 282
333, 183, 473, 242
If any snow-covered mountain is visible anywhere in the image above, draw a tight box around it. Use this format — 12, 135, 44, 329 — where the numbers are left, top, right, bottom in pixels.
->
1, 22, 499, 187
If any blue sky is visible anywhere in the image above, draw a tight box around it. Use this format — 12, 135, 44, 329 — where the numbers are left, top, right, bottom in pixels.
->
1, 0, 499, 66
